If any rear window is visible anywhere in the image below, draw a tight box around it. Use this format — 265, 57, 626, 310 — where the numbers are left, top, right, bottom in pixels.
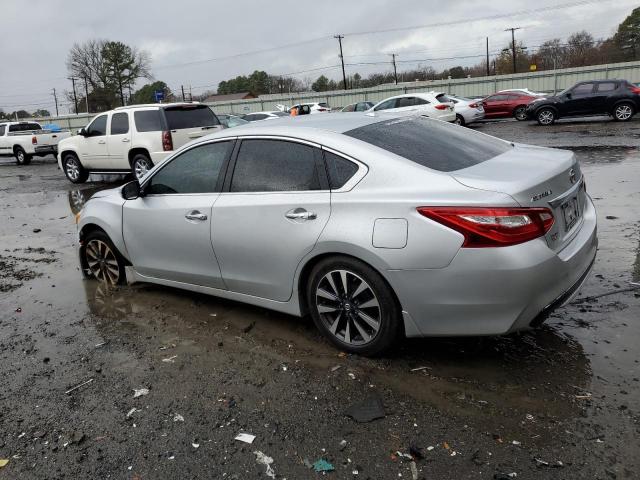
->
9, 123, 41, 132
163, 105, 220, 129
436, 94, 453, 103
134, 110, 163, 132
318, 102, 329, 108
344, 116, 511, 172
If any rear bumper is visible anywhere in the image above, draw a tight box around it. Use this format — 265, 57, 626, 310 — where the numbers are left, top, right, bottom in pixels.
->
388, 195, 598, 337
34, 145, 57, 155
463, 110, 485, 123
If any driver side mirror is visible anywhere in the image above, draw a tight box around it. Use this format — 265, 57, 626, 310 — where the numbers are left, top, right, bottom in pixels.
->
77, 127, 87, 136
122, 180, 142, 200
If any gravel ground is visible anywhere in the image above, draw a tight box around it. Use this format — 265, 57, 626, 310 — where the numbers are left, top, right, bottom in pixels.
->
0, 118, 639, 479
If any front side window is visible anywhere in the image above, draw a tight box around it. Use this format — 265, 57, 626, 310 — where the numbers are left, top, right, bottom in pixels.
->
324, 151, 359, 189
343, 104, 355, 112
374, 99, 397, 111
134, 110, 163, 132
87, 115, 107, 136
230, 139, 321, 192
397, 97, 418, 108
145, 141, 233, 195
110, 113, 129, 135
572, 83, 594, 96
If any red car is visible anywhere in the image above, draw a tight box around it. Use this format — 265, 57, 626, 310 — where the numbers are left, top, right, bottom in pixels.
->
481, 92, 537, 121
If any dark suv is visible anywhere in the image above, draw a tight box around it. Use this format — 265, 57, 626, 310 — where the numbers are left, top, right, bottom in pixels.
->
526, 79, 640, 125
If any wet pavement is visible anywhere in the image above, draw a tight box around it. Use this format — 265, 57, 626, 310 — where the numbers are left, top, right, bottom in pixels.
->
1, 120, 639, 479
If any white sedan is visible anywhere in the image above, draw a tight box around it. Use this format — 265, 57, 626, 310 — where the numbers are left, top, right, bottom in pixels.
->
448, 95, 485, 126
365, 92, 456, 122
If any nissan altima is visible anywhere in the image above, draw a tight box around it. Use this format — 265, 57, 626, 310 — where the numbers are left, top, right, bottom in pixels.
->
76, 113, 597, 355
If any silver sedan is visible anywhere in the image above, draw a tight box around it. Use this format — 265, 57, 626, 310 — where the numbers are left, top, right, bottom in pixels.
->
76, 113, 597, 355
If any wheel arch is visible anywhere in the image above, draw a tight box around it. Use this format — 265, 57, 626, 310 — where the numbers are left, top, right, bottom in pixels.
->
535, 104, 559, 116
79, 222, 131, 268
611, 99, 636, 113
128, 147, 151, 167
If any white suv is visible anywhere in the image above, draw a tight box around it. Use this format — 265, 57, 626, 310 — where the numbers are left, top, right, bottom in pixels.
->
57, 103, 222, 183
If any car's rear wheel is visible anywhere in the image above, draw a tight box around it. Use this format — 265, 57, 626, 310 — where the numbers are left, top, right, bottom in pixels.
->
613, 102, 634, 121
513, 106, 527, 121
63, 153, 88, 183
306, 256, 402, 356
536, 108, 556, 125
15, 147, 31, 165
83, 230, 126, 286
454, 114, 466, 126
132, 153, 153, 180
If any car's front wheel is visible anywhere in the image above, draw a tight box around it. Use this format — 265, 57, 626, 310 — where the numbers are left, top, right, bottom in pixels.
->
536, 108, 556, 125
306, 256, 402, 356
613, 102, 635, 121
63, 153, 88, 183
15, 147, 31, 165
132, 154, 153, 180
82, 230, 126, 286
513, 106, 527, 121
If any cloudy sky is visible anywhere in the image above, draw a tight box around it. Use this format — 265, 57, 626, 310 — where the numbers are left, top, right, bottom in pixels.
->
1, 0, 637, 115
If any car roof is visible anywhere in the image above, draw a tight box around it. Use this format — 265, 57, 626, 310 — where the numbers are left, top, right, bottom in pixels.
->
113, 102, 204, 111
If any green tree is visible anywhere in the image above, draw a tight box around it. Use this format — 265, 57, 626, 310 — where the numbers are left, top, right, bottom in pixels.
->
614, 6, 640, 60
131, 81, 173, 104
311, 75, 330, 92
103, 41, 151, 106
32, 109, 51, 117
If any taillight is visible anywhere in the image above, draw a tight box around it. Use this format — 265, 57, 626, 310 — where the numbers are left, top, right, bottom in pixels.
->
162, 131, 173, 151
32, 136, 37, 145
629, 85, 640, 94
417, 207, 555, 248
434, 104, 448, 110
469, 102, 479, 108
317, 108, 328, 112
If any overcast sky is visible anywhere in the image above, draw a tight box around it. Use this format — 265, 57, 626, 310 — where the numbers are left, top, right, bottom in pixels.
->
1, 0, 637, 115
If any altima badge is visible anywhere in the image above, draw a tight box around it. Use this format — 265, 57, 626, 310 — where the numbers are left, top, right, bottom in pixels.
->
531, 190, 552, 202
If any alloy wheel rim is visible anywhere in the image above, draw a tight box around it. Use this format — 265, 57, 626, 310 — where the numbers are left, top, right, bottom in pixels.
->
515, 108, 526, 120
455, 116, 462, 125
85, 239, 119, 285
65, 159, 79, 180
539, 111, 553, 124
17, 151, 24, 162
315, 269, 381, 346
134, 159, 150, 179
616, 105, 632, 120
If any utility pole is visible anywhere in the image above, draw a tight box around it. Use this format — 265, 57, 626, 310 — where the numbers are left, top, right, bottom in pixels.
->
390, 53, 398, 84
52, 88, 59, 117
486, 37, 490, 76
83, 75, 90, 114
181, 85, 186, 102
334, 34, 347, 90
505, 27, 521, 74
68, 77, 78, 113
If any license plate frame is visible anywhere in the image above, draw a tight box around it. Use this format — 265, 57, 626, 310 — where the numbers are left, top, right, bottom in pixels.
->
561, 196, 581, 231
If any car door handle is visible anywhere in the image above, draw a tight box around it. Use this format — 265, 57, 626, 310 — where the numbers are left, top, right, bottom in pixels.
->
98, 139, 106, 144
285, 209, 317, 220
122, 138, 130, 143
185, 211, 208, 221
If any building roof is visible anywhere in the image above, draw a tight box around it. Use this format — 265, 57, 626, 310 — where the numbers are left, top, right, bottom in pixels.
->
204, 92, 255, 102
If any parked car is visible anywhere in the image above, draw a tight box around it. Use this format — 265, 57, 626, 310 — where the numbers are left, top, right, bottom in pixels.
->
448, 95, 485, 126
218, 114, 249, 128
365, 92, 456, 122
481, 92, 537, 120
242, 111, 289, 122
526, 79, 640, 125
76, 113, 596, 356
340, 102, 374, 112
0, 121, 70, 165
57, 103, 222, 183
289, 102, 331, 115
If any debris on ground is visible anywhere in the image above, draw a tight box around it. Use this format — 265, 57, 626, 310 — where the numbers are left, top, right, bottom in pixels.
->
65, 378, 94, 395
410, 460, 418, 480
126, 408, 137, 418
494, 473, 518, 479
162, 355, 178, 363
235, 433, 256, 444
192, 442, 200, 449
347, 372, 356, 380
242, 321, 256, 333
395, 451, 413, 461
313, 459, 335, 473
344, 393, 385, 423
410, 366, 431, 372
330, 365, 342, 372
133, 388, 149, 398
339, 439, 347, 451
254, 450, 276, 478
173, 413, 184, 422
0, 459, 8, 468
408, 445, 424, 460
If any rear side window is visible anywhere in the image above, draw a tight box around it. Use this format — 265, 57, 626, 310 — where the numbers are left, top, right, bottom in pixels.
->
9, 123, 41, 132
134, 110, 163, 132
110, 113, 129, 135
343, 104, 355, 112
345, 116, 511, 172
324, 151, 359, 189
231, 140, 321, 192
163, 105, 219, 130
597, 82, 617, 92
146, 141, 233, 194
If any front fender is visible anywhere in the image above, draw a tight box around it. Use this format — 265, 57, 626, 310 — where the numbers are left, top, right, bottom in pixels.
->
78, 198, 128, 261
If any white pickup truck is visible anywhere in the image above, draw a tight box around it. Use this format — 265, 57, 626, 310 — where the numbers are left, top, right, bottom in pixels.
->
0, 121, 71, 165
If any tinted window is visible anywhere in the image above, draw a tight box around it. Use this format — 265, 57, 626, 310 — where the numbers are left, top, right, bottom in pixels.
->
325, 151, 359, 189
436, 94, 452, 103
146, 141, 233, 194
345, 116, 511, 172
87, 115, 107, 136
572, 83, 594, 96
597, 82, 617, 92
134, 110, 163, 132
397, 97, 421, 108
0, 125, 5, 136
110, 113, 129, 135
374, 99, 397, 111
342, 104, 355, 112
231, 140, 321, 192
318, 102, 329, 108
164, 105, 219, 129
355, 102, 373, 111
9, 123, 41, 132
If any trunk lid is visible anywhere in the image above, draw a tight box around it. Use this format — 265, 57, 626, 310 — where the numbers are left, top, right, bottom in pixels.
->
451, 144, 586, 252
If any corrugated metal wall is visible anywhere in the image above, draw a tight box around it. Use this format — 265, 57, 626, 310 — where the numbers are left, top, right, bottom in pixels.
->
23, 60, 640, 126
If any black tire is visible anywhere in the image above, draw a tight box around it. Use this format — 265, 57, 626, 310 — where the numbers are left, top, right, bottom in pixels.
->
454, 114, 466, 126
82, 230, 126, 286
131, 153, 153, 180
14, 147, 31, 165
513, 106, 527, 121
612, 102, 635, 122
62, 153, 88, 184
536, 108, 556, 126
306, 256, 402, 356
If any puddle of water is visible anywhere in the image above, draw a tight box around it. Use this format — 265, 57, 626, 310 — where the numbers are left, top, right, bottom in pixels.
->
568, 146, 640, 164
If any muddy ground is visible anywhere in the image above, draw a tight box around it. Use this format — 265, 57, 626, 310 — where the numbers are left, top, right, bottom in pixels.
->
0, 117, 639, 479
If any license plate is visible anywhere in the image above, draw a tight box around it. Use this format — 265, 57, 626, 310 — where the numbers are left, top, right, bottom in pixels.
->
561, 197, 580, 230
